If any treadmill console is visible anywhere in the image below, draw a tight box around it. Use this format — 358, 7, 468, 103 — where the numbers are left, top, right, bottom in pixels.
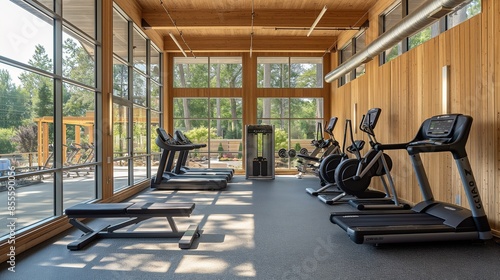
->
426, 114, 458, 139
157, 128, 169, 142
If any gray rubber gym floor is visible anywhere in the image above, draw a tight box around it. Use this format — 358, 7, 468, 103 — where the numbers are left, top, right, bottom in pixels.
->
1, 175, 499, 279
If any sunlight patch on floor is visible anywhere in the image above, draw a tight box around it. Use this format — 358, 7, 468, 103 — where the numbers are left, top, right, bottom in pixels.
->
91, 253, 171, 272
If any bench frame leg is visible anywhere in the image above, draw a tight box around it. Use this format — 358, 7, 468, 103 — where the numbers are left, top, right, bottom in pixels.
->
67, 217, 200, 251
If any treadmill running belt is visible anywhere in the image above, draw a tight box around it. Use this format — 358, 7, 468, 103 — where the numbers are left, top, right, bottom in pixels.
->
333, 213, 444, 229
332, 213, 479, 244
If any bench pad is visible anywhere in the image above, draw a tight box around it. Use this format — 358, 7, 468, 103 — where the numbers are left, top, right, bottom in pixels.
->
127, 202, 195, 215
66, 202, 195, 217
66, 203, 134, 216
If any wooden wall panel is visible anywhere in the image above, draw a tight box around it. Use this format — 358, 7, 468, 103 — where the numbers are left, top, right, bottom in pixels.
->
330, 0, 500, 235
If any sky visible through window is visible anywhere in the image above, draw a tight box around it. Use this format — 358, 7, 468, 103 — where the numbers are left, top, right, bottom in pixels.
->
0, 3, 53, 85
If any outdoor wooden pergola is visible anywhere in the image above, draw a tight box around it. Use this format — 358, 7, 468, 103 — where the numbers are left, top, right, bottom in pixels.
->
34, 111, 95, 167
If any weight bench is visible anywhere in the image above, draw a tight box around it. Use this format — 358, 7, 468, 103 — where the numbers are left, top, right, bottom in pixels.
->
65, 202, 200, 251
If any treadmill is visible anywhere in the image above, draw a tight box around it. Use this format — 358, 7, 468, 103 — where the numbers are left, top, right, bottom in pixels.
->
151, 128, 227, 190
330, 114, 492, 244
173, 130, 234, 179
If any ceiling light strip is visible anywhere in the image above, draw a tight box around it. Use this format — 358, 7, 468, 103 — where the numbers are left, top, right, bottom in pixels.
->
159, 0, 195, 57
169, 32, 187, 57
307, 5, 328, 37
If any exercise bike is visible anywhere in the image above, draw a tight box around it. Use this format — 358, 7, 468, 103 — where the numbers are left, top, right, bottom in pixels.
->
327, 108, 409, 209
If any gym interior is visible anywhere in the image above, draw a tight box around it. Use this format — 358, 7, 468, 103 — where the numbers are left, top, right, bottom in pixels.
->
1, 0, 500, 279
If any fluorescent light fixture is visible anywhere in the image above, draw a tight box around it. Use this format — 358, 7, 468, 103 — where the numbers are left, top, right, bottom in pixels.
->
307, 5, 328, 37
169, 32, 187, 57
442, 65, 450, 114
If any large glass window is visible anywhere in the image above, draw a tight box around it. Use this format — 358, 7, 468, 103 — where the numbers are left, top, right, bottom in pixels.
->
408, 0, 440, 50
150, 48, 161, 82
112, 9, 129, 62
257, 98, 323, 169
355, 32, 367, 78
209, 57, 243, 88
381, 2, 403, 63
173, 57, 243, 88
62, 30, 96, 87
338, 30, 367, 86
133, 28, 147, 73
112, 7, 162, 193
63, 0, 96, 38
339, 42, 353, 86
257, 57, 323, 88
173, 57, 209, 88
0, 3, 54, 69
173, 98, 243, 170
380, 0, 482, 64
447, 0, 482, 29
113, 103, 129, 190
0, 0, 99, 240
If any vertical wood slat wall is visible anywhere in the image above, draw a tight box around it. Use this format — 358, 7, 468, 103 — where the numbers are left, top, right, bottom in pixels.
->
329, 0, 500, 235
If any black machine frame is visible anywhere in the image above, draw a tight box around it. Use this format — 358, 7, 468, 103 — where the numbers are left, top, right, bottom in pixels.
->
330, 114, 492, 245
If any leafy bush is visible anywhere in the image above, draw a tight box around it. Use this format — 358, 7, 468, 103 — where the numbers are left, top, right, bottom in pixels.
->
0, 128, 16, 154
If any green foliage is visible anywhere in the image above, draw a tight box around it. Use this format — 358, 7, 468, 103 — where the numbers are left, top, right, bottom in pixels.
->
183, 126, 219, 144
0, 128, 16, 154
238, 142, 242, 159
209, 63, 242, 88
257, 60, 320, 88
294, 142, 302, 152
62, 38, 96, 117
18, 45, 53, 119
409, 28, 431, 50
36, 83, 53, 118
173, 63, 209, 88
62, 38, 95, 87
0, 70, 30, 128
218, 142, 224, 157
467, 0, 481, 17
257, 62, 290, 88
385, 44, 400, 63
274, 128, 288, 151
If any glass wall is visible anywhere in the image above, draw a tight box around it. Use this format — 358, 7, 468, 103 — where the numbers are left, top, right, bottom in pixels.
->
0, 0, 99, 239
339, 42, 353, 86
257, 57, 323, 88
257, 98, 323, 169
173, 57, 242, 88
379, 0, 482, 65
381, 2, 403, 63
173, 98, 243, 170
355, 31, 367, 78
112, 6, 163, 193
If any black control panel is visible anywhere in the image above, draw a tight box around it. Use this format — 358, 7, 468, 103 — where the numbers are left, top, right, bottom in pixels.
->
426, 114, 458, 138
324, 117, 338, 135
247, 125, 273, 134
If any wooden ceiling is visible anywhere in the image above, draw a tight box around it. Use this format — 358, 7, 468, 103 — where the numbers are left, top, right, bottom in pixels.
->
137, 0, 378, 54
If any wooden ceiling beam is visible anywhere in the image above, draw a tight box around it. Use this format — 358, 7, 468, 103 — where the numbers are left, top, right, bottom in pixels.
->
143, 9, 368, 29
163, 35, 337, 53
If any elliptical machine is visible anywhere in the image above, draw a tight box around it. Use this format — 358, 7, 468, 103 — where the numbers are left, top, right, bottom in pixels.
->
305, 119, 360, 195
322, 108, 409, 209
296, 117, 341, 179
